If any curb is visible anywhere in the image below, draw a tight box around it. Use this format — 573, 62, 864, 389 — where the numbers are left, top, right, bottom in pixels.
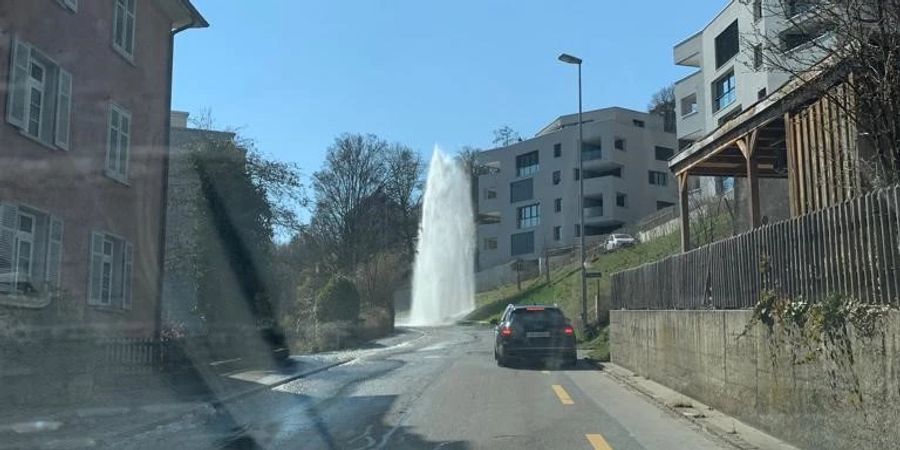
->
600, 365, 758, 450
99, 357, 356, 446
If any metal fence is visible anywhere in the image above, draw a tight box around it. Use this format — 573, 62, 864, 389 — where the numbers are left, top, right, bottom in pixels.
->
98, 338, 193, 373
611, 185, 900, 310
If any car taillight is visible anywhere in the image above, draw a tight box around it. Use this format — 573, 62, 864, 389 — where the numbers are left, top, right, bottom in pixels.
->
500, 325, 513, 337
563, 326, 574, 336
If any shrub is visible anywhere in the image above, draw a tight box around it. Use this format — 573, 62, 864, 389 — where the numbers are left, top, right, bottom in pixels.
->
314, 276, 361, 323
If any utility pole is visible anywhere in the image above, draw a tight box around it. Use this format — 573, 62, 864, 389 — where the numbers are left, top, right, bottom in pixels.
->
558, 53, 588, 332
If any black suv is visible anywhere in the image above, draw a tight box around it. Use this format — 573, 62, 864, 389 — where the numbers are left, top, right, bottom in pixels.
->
493, 304, 577, 367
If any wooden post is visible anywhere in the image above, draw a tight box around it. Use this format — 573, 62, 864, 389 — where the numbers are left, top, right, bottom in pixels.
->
514, 259, 522, 291
678, 172, 691, 252
737, 132, 762, 229
747, 155, 762, 228
544, 249, 551, 283
785, 112, 799, 216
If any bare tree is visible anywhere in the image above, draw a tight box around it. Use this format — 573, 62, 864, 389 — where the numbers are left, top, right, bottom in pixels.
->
648, 85, 677, 133
744, 0, 900, 187
492, 126, 521, 147
310, 134, 389, 271
384, 144, 424, 258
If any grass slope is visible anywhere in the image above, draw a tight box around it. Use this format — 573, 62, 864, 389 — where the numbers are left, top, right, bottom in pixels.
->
468, 230, 682, 344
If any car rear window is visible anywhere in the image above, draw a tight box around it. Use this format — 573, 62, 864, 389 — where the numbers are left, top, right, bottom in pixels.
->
510, 308, 566, 328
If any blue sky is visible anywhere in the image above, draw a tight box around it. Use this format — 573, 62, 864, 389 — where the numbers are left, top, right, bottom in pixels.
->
172, 1, 724, 175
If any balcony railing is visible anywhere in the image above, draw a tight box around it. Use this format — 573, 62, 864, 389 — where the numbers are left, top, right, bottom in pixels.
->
581, 148, 603, 162
584, 206, 604, 218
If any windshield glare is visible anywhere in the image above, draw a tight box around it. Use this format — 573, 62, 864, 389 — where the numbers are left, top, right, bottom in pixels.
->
3, 1, 899, 449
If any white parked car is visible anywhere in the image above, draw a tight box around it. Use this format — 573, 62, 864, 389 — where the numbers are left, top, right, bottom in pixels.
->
605, 233, 637, 251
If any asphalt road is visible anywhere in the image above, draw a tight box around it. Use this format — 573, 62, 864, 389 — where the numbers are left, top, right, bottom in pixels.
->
117, 325, 730, 450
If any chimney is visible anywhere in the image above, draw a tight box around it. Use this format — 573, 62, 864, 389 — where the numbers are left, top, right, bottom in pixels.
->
170, 111, 189, 129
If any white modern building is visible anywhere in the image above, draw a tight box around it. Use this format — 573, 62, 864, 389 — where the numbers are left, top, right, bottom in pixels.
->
672, 0, 822, 221
475, 107, 678, 270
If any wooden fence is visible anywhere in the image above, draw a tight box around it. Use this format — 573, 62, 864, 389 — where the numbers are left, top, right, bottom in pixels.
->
611, 184, 900, 310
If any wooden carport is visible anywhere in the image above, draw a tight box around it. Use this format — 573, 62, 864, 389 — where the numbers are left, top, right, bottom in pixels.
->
669, 63, 852, 252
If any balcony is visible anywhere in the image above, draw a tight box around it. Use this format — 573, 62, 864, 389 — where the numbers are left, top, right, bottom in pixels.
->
581, 146, 603, 162
582, 172, 625, 195
674, 31, 702, 67
675, 70, 706, 142
583, 206, 625, 231
581, 145, 623, 172
585, 206, 604, 218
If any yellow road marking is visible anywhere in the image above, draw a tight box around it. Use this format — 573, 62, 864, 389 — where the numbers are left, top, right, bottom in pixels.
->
551, 384, 574, 405
586, 433, 614, 450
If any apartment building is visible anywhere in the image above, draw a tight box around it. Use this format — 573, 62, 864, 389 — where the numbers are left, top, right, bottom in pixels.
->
476, 107, 678, 270
0, 1, 206, 337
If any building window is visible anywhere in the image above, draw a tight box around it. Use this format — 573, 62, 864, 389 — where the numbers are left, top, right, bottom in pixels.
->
657, 201, 675, 210
553, 143, 562, 158
88, 231, 134, 309
713, 71, 736, 112
753, 45, 764, 70
715, 20, 739, 68
517, 204, 541, 229
632, 119, 645, 128
484, 189, 497, 200
0, 203, 63, 297
680, 94, 698, 116
554, 198, 562, 213
553, 226, 561, 241
753, 0, 763, 21
786, 0, 815, 17
483, 238, 498, 251
552, 170, 561, 185
106, 104, 131, 183
113, 0, 137, 60
616, 193, 627, 208
5, 37, 73, 150
614, 138, 626, 151
58, 0, 78, 12
655, 146, 675, 161
510, 178, 533, 203
574, 224, 581, 238
510, 231, 534, 257
648, 170, 668, 186
573, 168, 580, 181
758, 88, 768, 100
515, 151, 539, 177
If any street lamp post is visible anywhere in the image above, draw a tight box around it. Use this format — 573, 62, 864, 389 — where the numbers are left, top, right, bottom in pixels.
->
558, 53, 588, 333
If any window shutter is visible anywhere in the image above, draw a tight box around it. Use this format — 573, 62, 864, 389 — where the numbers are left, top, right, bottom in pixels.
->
0, 204, 18, 294
6, 37, 30, 129
119, 113, 130, 180
88, 231, 104, 305
46, 216, 63, 289
107, 107, 118, 173
55, 69, 72, 150
123, 242, 133, 309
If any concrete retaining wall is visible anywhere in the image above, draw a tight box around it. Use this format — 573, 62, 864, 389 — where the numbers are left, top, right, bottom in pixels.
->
611, 310, 900, 450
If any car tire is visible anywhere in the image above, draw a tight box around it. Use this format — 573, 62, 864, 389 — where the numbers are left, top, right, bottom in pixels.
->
497, 349, 508, 367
